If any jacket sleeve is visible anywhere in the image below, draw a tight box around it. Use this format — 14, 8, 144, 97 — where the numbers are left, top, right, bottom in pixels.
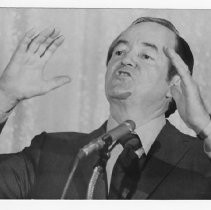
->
0, 132, 46, 199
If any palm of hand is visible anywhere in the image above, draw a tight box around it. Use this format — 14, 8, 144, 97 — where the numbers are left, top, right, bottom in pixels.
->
0, 27, 70, 101
171, 77, 209, 133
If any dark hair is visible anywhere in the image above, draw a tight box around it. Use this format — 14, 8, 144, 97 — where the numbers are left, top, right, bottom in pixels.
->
106, 17, 194, 118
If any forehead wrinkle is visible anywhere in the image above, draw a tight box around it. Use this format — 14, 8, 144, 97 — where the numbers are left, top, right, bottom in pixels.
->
141, 42, 158, 52
128, 23, 176, 49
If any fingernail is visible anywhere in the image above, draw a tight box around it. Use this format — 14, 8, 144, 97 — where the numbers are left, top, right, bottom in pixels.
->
49, 27, 55, 36
45, 26, 54, 33
163, 46, 168, 52
26, 27, 37, 37
57, 35, 65, 40
163, 47, 169, 56
64, 77, 71, 83
167, 48, 174, 55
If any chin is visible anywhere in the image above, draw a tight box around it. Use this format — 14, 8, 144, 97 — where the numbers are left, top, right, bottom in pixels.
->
107, 90, 132, 100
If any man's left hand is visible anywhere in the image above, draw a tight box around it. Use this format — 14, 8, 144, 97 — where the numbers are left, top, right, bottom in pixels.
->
164, 48, 210, 134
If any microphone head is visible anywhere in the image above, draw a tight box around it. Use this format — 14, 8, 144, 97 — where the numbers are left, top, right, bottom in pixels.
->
124, 120, 136, 131
80, 119, 136, 158
108, 120, 136, 142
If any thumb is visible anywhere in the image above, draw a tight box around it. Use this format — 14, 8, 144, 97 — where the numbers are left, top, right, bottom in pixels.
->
170, 85, 181, 103
43, 75, 71, 93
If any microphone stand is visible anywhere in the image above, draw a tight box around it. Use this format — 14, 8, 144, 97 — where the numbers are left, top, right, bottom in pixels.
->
86, 142, 111, 199
60, 151, 82, 199
60, 135, 112, 199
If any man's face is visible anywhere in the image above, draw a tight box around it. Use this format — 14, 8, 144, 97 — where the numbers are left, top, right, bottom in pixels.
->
105, 22, 177, 109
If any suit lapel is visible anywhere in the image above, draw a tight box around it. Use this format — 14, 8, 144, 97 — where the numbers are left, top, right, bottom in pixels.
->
132, 121, 191, 199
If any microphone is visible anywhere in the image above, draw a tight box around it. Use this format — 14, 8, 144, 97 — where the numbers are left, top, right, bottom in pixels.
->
78, 120, 136, 159
61, 120, 135, 199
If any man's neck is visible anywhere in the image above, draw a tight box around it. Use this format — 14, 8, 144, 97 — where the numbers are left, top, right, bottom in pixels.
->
109, 101, 166, 128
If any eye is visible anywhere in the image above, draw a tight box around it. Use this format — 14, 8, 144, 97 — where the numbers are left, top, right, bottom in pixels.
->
142, 54, 151, 60
115, 50, 124, 56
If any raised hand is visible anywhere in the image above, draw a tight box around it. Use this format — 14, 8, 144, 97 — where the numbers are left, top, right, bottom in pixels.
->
164, 48, 210, 134
0, 27, 71, 104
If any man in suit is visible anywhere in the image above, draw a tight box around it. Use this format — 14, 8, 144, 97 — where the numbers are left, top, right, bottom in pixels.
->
0, 17, 211, 199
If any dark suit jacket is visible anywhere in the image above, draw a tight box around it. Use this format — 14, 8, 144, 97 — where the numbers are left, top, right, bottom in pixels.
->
0, 120, 211, 199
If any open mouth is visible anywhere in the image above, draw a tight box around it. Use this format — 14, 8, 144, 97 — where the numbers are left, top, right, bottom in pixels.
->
117, 70, 131, 77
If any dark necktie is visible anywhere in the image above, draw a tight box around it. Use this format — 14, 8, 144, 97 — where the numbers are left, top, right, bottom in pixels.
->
108, 133, 147, 199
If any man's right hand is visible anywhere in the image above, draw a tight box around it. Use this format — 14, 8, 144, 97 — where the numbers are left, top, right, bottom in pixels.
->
0, 27, 71, 109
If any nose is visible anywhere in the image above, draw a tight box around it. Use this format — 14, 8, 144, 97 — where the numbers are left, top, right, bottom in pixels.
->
120, 52, 137, 68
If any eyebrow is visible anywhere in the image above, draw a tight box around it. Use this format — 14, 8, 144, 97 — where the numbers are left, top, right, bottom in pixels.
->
111, 40, 158, 53
142, 42, 158, 52
112, 39, 129, 49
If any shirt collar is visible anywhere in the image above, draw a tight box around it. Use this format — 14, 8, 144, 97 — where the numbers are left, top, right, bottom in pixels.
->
106, 115, 166, 155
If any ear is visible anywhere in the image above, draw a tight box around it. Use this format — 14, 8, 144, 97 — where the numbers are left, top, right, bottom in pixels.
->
166, 75, 181, 99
